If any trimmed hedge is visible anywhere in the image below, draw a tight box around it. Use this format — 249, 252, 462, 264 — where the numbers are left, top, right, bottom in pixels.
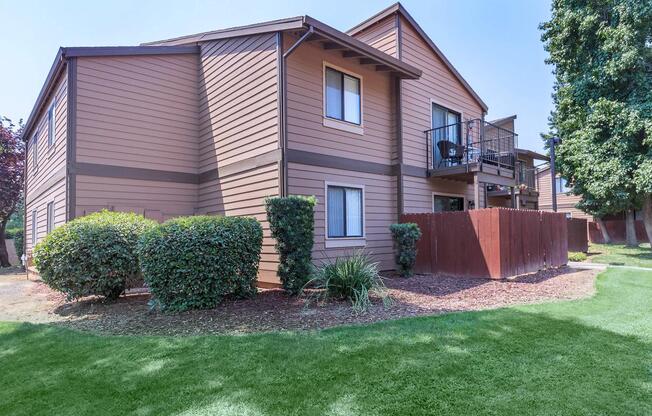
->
390, 223, 422, 277
138, 216, 263, 312
33, 211, 157, 300
265, 196, 316, 294
13, 230, 24, 259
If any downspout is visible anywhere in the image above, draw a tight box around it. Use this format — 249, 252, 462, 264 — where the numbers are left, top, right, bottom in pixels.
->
279, 25, 314, 196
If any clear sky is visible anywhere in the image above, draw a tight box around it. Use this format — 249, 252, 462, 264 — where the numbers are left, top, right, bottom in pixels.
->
0, 0, 553, 153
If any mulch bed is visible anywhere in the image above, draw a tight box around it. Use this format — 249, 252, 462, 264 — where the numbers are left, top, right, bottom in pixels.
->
28, 266, 598, 336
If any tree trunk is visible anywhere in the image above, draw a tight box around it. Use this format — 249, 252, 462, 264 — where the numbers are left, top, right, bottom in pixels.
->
625, 209, 638, 247
0, 221, 9, 268
643, 194, 652, 248
595, 217, 611, 244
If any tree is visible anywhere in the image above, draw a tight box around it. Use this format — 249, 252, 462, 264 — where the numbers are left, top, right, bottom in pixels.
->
541, 0, 652, 247
0, 117, 24, 267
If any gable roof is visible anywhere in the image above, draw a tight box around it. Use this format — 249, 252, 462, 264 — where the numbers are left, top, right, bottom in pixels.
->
347, 2, 488, 112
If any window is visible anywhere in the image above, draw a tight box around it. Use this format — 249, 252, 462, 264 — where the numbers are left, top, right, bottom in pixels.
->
325, 67, 361, 125
46, 202, 54, 234
432, 104, 461, 166
327, 185, 363, 238
31, 210, 37, 244
433, 194, 465, 212
555, 177, 571, 193
32, 132, 38, 169
47, 102, 55, 147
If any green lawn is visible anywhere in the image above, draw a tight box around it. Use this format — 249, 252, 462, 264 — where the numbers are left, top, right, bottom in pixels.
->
588, 243, 652, 268
1, 269, 651, 415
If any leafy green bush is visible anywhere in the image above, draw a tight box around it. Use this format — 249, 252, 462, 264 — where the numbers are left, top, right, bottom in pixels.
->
304, 251, 391, 313
568, 251, 588, 262
3, 227, 20, 240
265, 196, 316, 294
33, 211, 156, 301
390, 223, 422, 277
138, 215, 263, 312
13, 230, 23, 259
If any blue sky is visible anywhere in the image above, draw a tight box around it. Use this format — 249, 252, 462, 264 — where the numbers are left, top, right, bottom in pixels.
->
0, 0, 553, 153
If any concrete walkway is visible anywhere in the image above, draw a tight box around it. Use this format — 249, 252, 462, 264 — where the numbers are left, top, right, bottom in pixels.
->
568, 262, 652, 272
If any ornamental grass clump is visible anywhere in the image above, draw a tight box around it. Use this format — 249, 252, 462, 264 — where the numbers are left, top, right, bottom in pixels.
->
33, 210, 156, 301
137, 215, 263, 312
304, 250, 391, 313
390, 223, 422, 277
265, 195, 316, 294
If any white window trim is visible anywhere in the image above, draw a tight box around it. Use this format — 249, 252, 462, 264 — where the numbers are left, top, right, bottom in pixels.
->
31, 210, 37, 244
47, 100, 56, 149
46, 201, 54, 234
322, 62, 364, 135
432, 192, 467, 212
324, 181, 366, 248
32, 131, 39, 172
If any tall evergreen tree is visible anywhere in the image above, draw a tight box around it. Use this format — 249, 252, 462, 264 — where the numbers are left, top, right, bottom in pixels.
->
541, 0, 652, 246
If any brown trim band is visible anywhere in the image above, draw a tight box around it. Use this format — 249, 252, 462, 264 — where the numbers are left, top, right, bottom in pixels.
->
75, 163, 199, 184
26, 167, 66, 204
287, 149, 397, 176
65, 46, 199, 57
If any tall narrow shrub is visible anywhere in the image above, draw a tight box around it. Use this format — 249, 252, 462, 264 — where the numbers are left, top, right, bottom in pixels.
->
390, 223, 422, 277
265, 196, 316, 294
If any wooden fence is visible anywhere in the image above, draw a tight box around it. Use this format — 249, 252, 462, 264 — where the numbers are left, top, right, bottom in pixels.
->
588, 220, 649, 244
567, 218, 588, 252
401, 208, 568, 279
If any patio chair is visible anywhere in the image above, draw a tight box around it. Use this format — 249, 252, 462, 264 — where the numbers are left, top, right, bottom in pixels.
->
436, 140, 465, 168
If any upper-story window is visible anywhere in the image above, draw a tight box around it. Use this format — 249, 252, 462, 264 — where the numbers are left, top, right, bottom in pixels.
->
325, 66, 361, 125
47, 101, 55, 148
327, 184, 364, 238
32, 131, 39, 170
555, 177, 571, 193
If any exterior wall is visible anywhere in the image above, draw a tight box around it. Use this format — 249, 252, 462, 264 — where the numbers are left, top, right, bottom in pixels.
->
537, 167, 592, 220
25, 69, 68, 256
285, 35, 397, 164
197, 34, 281, 283
74, 54, 200, 219
351, 16, 399, 58
403, 176, 476, 213
288, 163, 397, 270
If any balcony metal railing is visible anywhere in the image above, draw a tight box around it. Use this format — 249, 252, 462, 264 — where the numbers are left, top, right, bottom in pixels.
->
518, 166, 536, 189
425, 119, 517, 174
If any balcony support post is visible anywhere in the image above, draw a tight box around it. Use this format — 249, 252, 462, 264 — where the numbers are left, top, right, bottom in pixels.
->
473, 174, 481, 210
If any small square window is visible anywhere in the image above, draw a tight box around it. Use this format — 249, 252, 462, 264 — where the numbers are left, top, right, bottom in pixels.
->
327, 185, 363, 238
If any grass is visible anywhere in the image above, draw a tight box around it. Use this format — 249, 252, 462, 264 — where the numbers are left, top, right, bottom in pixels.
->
1, 268, 651, 415
588, 242, 652, 268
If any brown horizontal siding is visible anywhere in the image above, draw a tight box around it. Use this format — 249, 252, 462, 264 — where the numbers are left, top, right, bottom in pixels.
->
25, 68, 68, 255
352, 16, 398, 58
197, 162, 280, 284
198, 34, 279, 173
536, 168, 591, 219
285, 35, 397, 164
399, 16, 484, 168
403, 176, 475, 213
75, 54, 200, 174
287, 163, 397, 271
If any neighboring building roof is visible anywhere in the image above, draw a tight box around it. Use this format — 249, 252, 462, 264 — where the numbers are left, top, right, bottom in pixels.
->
489, 114, 517, 126
21, 45, 198, 141
516, 148, 549, 161
143, 15, 421, 80
347, 2, 489, 112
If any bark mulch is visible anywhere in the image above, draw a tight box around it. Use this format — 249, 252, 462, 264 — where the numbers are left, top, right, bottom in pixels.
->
0, 266, 598, 336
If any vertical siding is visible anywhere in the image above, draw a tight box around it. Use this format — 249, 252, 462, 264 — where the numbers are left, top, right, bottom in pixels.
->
285, 35, 397, 164
351, 16, 399, 58
288, 163, 397, 270
198, 34, 279, 172
536, 168, 591, 219
76, 55, 200, 174
197, 34, 281, 284
25, 70, 67, 255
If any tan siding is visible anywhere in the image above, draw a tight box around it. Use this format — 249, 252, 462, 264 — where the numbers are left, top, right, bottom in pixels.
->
288, 163, 397, 271
536, 168, 591, 219
285, 35, 397, 164
25, 70, 68, 255
198, 34, 279, 172
197, 163, 280, 284
352, 16, 399, 58
75, 175, 196, 220
76, 55, 200, 174
403, 176, 474, 213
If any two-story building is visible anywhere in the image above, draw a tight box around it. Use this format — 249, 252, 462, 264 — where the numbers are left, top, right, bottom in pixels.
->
23, 3, 537, 285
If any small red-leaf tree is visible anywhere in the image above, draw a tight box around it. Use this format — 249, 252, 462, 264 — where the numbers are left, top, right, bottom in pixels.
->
0, 117, 25, 267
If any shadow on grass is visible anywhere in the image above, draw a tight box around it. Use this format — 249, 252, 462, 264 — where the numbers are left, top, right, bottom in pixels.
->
0, 307, 649, 415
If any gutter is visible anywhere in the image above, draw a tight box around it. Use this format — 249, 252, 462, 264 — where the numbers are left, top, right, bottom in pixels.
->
279, 25, 314, 196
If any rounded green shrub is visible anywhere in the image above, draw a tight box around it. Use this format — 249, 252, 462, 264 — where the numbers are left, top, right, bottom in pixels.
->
265, 196, 316, 294
390, 223, 422, 277
568, 251, 588, 262
33, 210, 157, 301
137, 215, 263, 312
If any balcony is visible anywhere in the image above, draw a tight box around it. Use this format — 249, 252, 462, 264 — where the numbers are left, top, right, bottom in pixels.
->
425, 119, 517, 184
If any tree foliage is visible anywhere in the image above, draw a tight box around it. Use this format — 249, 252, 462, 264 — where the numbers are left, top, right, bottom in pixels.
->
0, 117, 25, 266
540, 0, 652, 221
